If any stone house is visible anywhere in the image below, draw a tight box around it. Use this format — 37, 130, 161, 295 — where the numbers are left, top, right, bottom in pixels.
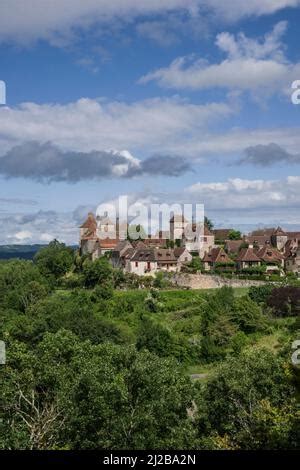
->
127, 248, 179, 276
173, 247, 193, 268
256, 245, 285, 274
236, 247, 261, 270
111, 240, 134, 268
202, 247, 233, 272
128, 248, 157, 276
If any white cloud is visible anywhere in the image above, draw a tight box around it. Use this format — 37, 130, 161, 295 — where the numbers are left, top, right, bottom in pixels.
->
1, 96, 300, 165
0, 1, 299, 45
0, 0, 193, 45
139, 22, 300, 96
0, 210, 77, 245
3, 173, 300, 244
0, 97, 233, 157
14, 230, 32, 241
185, 175, 300, 210
205, 0, 300, 21
40, 233, 55, 242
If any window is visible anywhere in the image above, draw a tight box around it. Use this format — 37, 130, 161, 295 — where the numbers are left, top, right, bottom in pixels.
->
147, 262, 151, 270
135, 261, 138, 267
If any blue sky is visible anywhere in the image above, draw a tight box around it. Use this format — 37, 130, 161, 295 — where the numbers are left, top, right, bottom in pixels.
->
0, 0, 300, 244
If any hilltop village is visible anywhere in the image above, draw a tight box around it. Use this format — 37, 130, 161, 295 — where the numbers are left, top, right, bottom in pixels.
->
79, 212, 300, 278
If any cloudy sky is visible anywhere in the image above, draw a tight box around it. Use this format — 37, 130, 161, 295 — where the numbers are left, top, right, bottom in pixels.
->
0, 0, 300, 244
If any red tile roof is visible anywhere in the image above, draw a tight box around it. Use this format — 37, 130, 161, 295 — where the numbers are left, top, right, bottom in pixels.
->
203, 247, 232, 264
236, 247, 261, 262
212, 229, 233, 241
256, 246, 284, 263
98, 238, 119, 249
225, 240, 244, 253
246, 235, 271, 246
80, 212, 97, 231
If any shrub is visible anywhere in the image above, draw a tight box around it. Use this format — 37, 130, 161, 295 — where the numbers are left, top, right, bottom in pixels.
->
34, 240, 74, 281
267, 287, 300, 317
82, 257, 113, 288
249, 284, 274, 305
231, 296, 268, 333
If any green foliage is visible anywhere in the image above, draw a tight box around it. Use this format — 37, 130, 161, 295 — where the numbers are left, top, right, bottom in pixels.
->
144, 288, 163, 312
0, 259, 49, 311
231, 296, 268, 333
183, 257, 203, 274
199, 288, 269, 361
197, 349, 298, 449
228, 230, 242, 240
267, 287, 300, 317
204, 216, 214, 231
92, 283, 114, 301
153, 271, 167, 288
248, 284, 274, 304
34, 240, 74, 282
230, 331, 249, 355
0, 331, 196, 449
0, 251, 299, 451
82, 257, 113, 288
136, 316, 174, 357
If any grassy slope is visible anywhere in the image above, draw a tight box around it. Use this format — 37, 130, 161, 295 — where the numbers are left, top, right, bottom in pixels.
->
53, 286, 293, 379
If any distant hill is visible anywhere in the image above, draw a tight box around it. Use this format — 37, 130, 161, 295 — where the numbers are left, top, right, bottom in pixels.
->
0, 244, 78, 260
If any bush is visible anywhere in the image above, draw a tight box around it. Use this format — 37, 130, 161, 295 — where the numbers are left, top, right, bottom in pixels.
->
34, 240, 74, 282
267, 287, 300, 317
198, 349, 297, 449
230, 331, 249, 355
249, 284, 274, 305
82, 257, 113, 288
0, 259, 49, 311
91, 282, 114, 301
231, 296, 268, 333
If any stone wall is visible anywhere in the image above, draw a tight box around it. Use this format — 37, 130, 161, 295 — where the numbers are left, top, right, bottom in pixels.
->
171, 273, 265, 290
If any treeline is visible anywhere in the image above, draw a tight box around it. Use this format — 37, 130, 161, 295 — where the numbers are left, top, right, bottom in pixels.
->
0, 241, 299, 449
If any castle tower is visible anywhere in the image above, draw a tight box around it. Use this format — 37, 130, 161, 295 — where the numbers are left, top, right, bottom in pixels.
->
271, 227, 288, 252
79, 212, 97, 240
169, 214, 188, 244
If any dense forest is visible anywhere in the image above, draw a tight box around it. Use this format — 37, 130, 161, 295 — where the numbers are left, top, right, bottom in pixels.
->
0, 241, 299, 450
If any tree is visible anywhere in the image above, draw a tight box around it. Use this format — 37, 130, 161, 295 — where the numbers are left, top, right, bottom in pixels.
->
204, 216, 214, 231
92, 283, 114, 301
136, 316, 174, 356
0, 259, 49, 311
201, 287, 235, 335
248, 284, 274, 305
1, 330, 196, 449
182, 257, 203, 273
231, 296, 268, 333
61, 340, 196, 449
267, 287, 300, 317
197, 349, 297, 449
34, 240, 74, 281
228, 230, 242, 240
82, 257, 113, 288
